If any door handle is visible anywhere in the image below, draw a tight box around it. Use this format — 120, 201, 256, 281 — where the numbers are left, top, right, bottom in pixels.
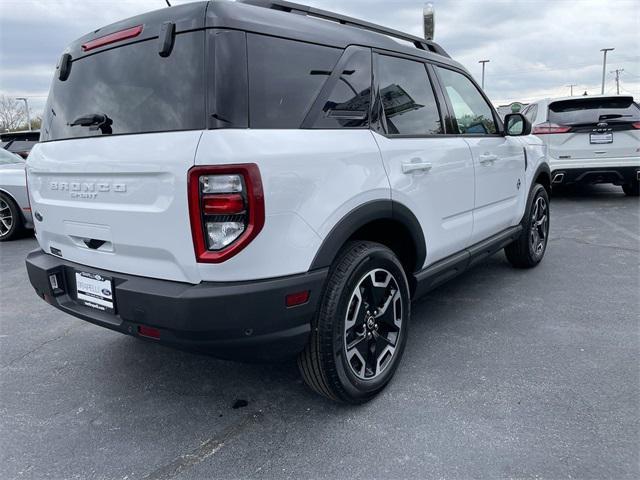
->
402, 160, 432, 174
479, 154, 498, 165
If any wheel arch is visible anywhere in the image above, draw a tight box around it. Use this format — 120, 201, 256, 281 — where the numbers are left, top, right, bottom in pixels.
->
310, 200, 427, 276
533, 162, 551, 196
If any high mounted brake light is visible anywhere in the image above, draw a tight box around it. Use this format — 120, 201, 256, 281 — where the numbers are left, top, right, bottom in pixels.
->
188, 164, 265, 263
81, 25, 143, 52
532, 122, 572, 135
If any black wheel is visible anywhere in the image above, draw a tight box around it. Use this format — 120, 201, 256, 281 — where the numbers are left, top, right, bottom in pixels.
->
505, 184, 550, 268
0, 192, 23, 242
298, 241, 411, 403
622, 182, 639, 197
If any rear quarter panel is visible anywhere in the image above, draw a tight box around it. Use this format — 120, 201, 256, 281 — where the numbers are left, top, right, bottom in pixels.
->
194, 129, 390, 281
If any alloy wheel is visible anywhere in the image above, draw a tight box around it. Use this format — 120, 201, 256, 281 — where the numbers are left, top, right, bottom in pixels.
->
344, 268, 403, 380
530, 196, 548, 257
0, 198, 13, 238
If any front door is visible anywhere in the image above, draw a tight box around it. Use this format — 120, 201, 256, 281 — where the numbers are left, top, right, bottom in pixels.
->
435, 66, 526, 243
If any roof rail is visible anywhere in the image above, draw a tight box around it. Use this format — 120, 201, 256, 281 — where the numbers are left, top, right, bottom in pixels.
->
239, 0, 450, 58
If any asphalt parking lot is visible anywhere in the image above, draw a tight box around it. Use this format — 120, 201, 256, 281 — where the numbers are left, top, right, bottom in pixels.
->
1, 184, 638, 480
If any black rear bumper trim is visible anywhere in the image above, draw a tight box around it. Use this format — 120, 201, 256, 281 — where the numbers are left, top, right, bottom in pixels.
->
25, 249, 327, 361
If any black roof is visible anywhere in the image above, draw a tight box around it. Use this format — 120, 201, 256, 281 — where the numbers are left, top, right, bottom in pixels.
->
63, 0, 464, 72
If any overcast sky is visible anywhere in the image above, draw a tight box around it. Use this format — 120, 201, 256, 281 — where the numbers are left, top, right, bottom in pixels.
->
1, 0, 638, 117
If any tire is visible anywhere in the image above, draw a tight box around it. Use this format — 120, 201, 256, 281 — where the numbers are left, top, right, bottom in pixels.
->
298, 241, 411, 403
505, 184, 550, 269
0, 192, 23, 242
622, 182, 639, 197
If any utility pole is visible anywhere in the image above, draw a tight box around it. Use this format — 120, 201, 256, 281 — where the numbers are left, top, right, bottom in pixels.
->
479, 60, 490, 90
600, 48, 614, 95
567, 84, 577, 96
15, 97, 31, 131
610, 69, 624, 95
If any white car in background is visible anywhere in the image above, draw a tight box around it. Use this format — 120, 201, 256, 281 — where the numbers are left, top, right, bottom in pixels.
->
522, 95, 640, 196
0, 148, 34, 241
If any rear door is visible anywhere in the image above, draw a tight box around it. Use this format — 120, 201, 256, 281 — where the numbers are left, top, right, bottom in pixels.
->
434, 66, 526, 244
543, 96, 640, 163
372, 54, 475, 266
28, 30, 206, 283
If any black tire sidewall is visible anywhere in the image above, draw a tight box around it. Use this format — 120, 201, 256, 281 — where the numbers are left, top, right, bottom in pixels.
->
328, 244, 411, 401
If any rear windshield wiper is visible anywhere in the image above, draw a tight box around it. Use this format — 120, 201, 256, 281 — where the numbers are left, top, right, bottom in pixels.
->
69, 113, 113, 134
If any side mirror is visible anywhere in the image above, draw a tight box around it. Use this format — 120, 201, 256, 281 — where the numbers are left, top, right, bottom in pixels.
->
504, 113, 531, 136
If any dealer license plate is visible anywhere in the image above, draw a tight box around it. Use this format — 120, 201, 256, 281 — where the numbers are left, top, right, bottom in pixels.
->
75, 271, 115, 314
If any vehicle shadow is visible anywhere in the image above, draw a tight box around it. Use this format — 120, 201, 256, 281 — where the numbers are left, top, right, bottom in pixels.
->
551, 183, 628, 199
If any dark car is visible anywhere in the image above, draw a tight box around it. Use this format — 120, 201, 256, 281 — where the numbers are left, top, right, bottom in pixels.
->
1, 130, 40, 159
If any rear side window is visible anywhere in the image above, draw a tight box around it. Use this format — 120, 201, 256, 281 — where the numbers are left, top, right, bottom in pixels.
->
436, 67, 497, 135
548, 97, 640, 125
247, 35, 342, 128
376, 54, 442, 135
311, 48, 372, 129
41, 31, 206, 141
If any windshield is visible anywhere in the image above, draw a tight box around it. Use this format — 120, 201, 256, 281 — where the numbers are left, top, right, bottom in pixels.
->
548, 97, 640, 126
41, 31, 205, 142
0, 148, 24, 165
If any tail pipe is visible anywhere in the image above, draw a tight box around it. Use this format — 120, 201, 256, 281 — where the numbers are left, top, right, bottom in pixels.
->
552, 173, 565, 185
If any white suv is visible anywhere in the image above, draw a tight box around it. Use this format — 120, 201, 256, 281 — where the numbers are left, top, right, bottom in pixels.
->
25, 0, 551, 403
523, 95, 640, 195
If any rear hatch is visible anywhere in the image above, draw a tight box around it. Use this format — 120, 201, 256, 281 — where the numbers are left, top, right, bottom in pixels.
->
540, 96, 640, 161
27, 4, 207, 283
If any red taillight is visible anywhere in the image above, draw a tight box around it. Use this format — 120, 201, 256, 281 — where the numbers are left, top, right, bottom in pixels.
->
81, 25, 143, 52
138, 325, 160, 340
203, 194, 245, 215
188, 164, 265, 263
632, 122, 640, 129
532, 122, 572, 135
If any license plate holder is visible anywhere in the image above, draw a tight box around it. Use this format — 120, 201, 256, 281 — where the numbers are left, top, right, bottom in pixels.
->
590, 132, 613, 144
75, 271, 115, 314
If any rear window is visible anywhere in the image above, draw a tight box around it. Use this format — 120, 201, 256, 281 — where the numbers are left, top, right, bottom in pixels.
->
548, 97, 640, 126
247, 34, 342, 129
41, 31, 205, 142
6, 140, 36, 153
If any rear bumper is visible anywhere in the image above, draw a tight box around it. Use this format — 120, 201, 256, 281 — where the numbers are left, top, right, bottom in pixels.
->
551, 166, 640, 186
25, 249, 326, 361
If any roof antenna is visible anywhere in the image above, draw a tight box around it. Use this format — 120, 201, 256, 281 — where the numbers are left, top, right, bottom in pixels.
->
423, 3, 435, 40
165, 0, 171, 6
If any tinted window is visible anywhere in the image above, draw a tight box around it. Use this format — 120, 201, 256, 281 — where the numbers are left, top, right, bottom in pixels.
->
312, 48, 372, 128
248, 35, 341, 128
437, 67, 497, 134
6, 140, 36, 154
548, 97, 640, 125
41, 31, 205, 142
377, 55, 442, 135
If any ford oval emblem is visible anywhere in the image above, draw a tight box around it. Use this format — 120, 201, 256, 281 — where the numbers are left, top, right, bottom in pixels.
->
101, 288, 112, 297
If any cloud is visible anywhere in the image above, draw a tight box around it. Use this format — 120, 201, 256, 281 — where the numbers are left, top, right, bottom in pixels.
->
1, 0, 638, 116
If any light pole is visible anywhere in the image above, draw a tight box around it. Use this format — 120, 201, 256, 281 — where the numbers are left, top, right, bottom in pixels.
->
15, 97, 31, 131
567, 84, 577, 96
479, 60, 490, 90
600, 48, 614, 95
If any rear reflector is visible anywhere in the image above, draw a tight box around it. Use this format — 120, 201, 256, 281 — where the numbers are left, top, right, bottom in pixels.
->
203, 194, 245, 215
82, 25, 143, 52
286, 290, 310, 307
632, 122, 640, 129
138, 325, 160, 340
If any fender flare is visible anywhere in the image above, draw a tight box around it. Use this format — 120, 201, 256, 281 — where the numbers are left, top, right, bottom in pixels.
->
309, 199, 427, 272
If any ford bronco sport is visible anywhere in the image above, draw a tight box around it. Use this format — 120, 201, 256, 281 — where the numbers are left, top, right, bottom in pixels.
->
26, 0, 551, 403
